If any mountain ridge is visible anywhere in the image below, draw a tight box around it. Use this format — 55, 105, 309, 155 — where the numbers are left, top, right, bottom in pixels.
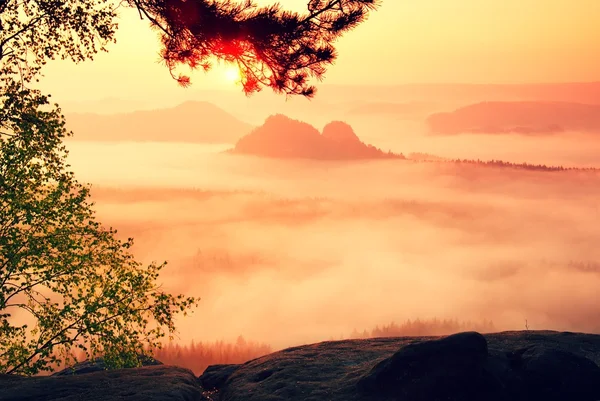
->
427, 101, 600, 135
65, 100, 254, 144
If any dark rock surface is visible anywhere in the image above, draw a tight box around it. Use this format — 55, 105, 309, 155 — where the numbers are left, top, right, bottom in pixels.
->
0, 365, 207, 401
500, 346, 600, 401
356, 331, 505, 401
2, 331, 600, 401
356, 331, 600, 401
199, 364, 240, 391
200, 331, 600, 401
52, 354, 163, 376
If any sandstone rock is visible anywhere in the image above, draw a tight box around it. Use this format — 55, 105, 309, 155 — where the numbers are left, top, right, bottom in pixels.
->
3, 331, 599, 401
0, 365, 206, 401
196, 331, 600, 401
504, 346, 600, 401
357, 331, 505, 401
232, 114, 403, 160
52, 354, 163, 376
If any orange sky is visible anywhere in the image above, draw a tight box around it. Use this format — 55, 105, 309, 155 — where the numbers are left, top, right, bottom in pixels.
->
39, 0, 600, 102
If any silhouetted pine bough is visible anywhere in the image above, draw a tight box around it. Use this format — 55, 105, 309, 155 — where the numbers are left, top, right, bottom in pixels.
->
1, 0, 379, 97
129, 0, 381, 96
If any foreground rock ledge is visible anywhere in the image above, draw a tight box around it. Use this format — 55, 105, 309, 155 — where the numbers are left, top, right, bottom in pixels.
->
207, 331, 600, 401
2, 331, 600, 401
0, 365, 207, 401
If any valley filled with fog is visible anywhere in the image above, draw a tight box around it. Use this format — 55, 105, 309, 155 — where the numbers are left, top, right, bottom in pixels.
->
65, 129, 600, 350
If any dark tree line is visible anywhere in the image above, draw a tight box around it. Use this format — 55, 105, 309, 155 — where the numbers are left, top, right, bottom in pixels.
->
412, 158, 600, 173
350, 318, 496, 339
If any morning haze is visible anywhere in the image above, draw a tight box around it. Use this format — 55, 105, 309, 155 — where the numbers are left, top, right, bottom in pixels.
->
5, 0, 600, 390
55, 18, 600, 356
54, 0, 600, 348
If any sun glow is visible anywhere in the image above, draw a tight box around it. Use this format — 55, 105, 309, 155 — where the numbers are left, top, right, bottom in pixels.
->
223, 65, 242, 84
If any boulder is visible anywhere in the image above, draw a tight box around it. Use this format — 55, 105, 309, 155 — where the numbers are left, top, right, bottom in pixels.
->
503, 346, 600, 401
357, 331, 600, 401
357, 331, 506, 401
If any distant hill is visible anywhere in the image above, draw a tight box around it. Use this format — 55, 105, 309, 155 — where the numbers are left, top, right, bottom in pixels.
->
230, 115, 404, 160
427, 101, 600, 135
65, 101, 253, 144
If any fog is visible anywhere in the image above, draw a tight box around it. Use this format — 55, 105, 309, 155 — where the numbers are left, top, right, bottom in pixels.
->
352, 121, 600, 168
65, 140, 600, 350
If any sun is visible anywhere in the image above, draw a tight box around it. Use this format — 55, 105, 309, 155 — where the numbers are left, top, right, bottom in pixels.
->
223, 65, 242, 84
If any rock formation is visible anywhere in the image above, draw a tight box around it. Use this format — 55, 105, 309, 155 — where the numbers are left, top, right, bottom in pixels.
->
2, 331, 600, 401
231, 115, 403, 160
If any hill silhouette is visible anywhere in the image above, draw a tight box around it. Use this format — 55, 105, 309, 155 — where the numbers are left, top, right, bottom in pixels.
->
65, 101, 253, 144
427, 101, 600, 135
231, 115, 404, 160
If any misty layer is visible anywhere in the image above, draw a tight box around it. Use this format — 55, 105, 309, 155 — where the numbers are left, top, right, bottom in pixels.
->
427, 101, 600, 135
66, 144, 600, 350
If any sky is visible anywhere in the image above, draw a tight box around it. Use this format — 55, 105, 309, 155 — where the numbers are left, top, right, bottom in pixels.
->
38, 0, 600, 103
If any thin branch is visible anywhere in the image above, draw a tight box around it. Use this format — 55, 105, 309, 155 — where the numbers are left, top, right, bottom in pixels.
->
300, 0, 342, 24
0, 13, 50, 51
131, 0, 172, 37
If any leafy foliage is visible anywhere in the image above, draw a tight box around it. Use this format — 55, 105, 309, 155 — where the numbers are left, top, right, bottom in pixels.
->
0, 0, 119, 83
129, 0, 380, 96
0, 83, 197, 375
0, 0, 377, 376
0, 0, 379, 96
